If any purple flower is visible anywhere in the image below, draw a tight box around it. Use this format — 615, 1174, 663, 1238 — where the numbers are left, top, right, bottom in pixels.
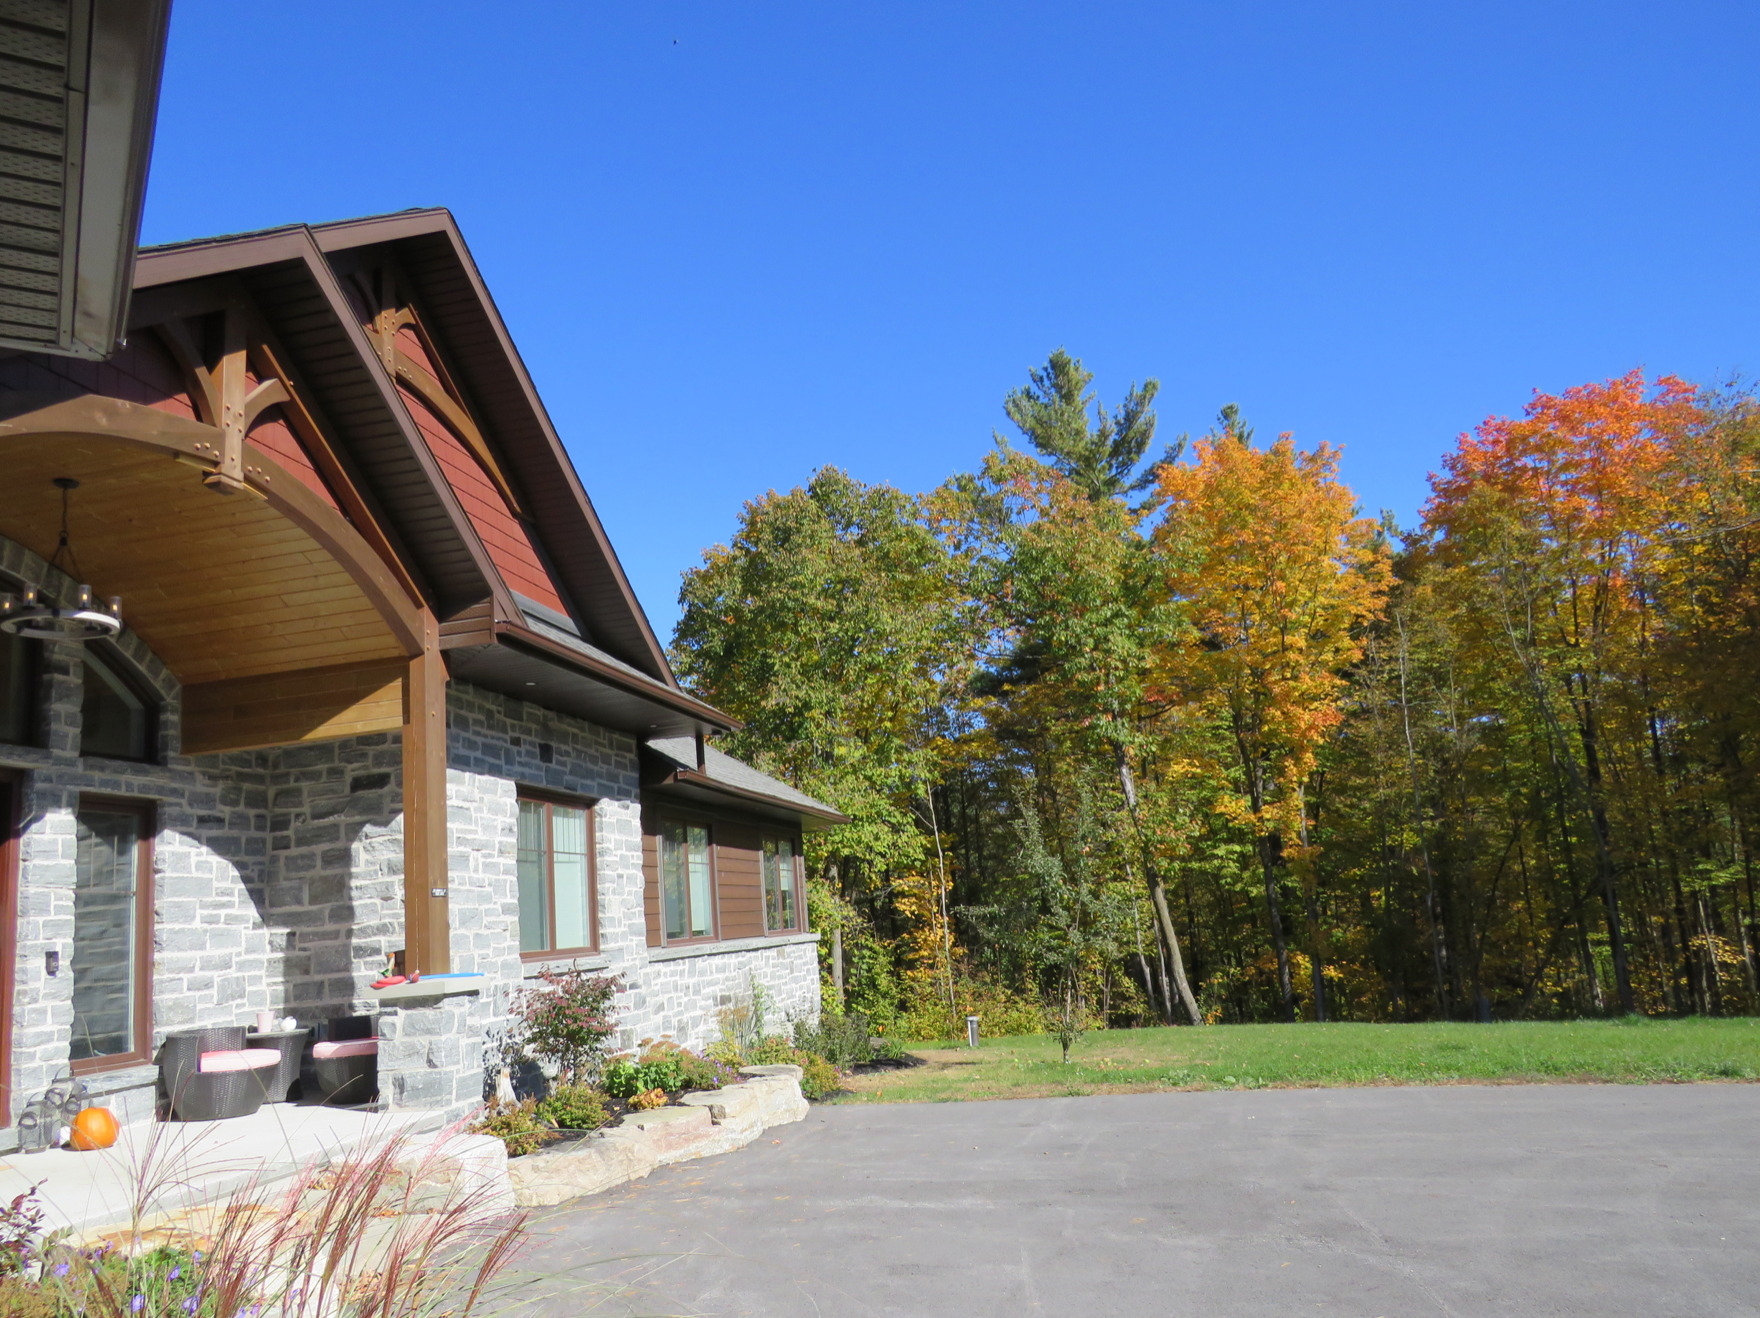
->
182, 1299, 198, 1314
132, 1296, 144, 1312
54, 1261, 70, 1276
169, 1264, 181, 1279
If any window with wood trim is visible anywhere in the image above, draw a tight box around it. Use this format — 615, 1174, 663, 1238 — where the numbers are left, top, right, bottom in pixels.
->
517, 794, 597, 956
762, 838, 802, 932
660, 821, 716, 942
81, 645, 153, 762
70, 799, 154, 1072
0, 632, 36, 747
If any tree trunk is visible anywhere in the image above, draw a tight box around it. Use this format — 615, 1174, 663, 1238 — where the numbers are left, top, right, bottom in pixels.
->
832, 925, 845, 1009
1258, 833, 1297, 1023
1305, 886, 1326, 1023
1132, 899, 1161, 1020
1114, 741, 1204, 1024
1395, 610, 1450, 1019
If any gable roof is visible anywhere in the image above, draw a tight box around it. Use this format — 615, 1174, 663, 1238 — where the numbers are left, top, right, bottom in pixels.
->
308, 209, 674, 686
126, 213, 734, 741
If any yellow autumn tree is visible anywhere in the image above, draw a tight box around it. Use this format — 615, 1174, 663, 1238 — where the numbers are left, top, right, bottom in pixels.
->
1151, 408, 1390, 1021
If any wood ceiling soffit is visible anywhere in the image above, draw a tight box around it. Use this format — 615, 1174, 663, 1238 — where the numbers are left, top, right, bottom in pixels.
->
0, 393, 424, 658
354, 263, 528, 520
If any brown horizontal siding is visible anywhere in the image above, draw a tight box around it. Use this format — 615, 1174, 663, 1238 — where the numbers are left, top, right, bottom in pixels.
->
715, 822, 765, 940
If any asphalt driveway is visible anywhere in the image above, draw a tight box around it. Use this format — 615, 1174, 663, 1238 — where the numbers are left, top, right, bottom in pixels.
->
516, 1084, 1758, 1317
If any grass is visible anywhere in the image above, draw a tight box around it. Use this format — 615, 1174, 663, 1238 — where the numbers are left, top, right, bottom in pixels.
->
836, 1017, 1760, 1104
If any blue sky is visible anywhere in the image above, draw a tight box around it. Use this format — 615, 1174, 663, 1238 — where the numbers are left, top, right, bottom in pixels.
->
141, 2, 1759, 637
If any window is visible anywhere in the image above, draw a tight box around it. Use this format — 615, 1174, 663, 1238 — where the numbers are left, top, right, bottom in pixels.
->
660, 821, 715, 941
81, 647, 151, 761
762, 838, 801, 932
0, 632, 34, 746
517, 794, 596, 955
70, 800, 153, 1071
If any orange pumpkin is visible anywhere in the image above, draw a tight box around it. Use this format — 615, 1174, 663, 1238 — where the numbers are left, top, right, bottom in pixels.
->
69, 1106, 118, 1151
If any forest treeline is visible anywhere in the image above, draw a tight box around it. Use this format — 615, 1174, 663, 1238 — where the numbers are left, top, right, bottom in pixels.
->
670, 353, 1760, 1032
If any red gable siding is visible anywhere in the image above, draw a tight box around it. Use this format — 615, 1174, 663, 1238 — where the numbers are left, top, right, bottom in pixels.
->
0, 338, 344, 513
242, 369, 340, 512
393, 326, 566, 614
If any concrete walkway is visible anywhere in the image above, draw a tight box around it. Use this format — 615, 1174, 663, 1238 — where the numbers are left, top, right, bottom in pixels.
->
0, 1105, 441, 1235
517, 1084, 1759, 1317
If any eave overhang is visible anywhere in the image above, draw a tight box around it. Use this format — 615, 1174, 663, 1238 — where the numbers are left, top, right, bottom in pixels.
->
636, 745, 849, 831
442, 620, 738, 741
0, 0, 170, 359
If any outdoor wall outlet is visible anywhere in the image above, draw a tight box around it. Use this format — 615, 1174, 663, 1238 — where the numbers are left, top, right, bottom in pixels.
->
44, 950, 58, 976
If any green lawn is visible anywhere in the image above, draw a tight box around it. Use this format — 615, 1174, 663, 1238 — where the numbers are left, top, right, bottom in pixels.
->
836, 1018, 1760, 1104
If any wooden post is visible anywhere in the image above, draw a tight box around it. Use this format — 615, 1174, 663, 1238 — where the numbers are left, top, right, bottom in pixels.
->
402, 610, 449, 973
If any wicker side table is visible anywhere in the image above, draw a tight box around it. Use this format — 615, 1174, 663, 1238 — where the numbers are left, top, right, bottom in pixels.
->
244, 1028, 310, 1103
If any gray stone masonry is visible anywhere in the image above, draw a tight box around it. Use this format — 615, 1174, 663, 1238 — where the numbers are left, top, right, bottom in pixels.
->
2, 532, 821, 1132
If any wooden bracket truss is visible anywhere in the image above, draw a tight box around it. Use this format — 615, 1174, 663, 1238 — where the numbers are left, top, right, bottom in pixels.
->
355, 264, 527, 517
152, 299, 288, 496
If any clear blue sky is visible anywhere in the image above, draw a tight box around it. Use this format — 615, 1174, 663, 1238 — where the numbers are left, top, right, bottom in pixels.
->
141, 2, 1759, 638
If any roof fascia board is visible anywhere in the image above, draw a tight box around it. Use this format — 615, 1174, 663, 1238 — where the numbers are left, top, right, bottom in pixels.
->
132, 226, 517, 624
308, 209, 677, 684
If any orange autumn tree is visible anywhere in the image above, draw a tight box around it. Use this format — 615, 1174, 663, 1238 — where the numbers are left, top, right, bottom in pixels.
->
1152, 408, 1390, 1021
1422, 370, 1708, 1015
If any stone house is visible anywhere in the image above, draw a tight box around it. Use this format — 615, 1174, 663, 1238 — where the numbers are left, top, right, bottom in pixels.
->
0, 210, 840, 1139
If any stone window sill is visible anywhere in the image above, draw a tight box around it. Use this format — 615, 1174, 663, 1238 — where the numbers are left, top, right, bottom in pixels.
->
522, 955, 610, 979
648, 931, 819, 963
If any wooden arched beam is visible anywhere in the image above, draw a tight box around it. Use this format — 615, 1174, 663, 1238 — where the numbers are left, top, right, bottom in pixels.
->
0, 391, 424, 657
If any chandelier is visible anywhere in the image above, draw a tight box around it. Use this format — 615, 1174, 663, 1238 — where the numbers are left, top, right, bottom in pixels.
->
0, 478, 122, 642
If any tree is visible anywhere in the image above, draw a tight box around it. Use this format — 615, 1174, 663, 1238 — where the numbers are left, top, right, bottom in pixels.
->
672, 467, 981, 1019
1000, 348, 1171, 503
1422, 371, 1707, 1015
1152, 410, 1391, 1021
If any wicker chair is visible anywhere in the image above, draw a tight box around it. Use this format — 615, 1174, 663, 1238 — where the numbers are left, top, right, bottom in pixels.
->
158, 1027, 281, 1121
302, 1014, 380, 1106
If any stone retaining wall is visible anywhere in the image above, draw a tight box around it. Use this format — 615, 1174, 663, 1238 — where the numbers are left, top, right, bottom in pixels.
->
506, 1064, 809, 1207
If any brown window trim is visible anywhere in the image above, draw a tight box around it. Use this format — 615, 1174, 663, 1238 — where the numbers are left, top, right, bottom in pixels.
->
0, 771, 19, 1121
761, 834, 807, 935
656, 816, 720, 946
69, 795, 155, 1077
516, 787, 599, 962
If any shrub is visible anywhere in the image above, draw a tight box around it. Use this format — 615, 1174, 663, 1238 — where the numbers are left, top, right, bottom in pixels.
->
794, 1050, 841, 1100
629, 1086, 669, 1111
473, 1097, 556, 1157
604, 1045, 734, 1099
644, 1041, 740, 1092
745, 1034, 797, 1066
535, 1082, 610, 1131
792, 1012, 883, 1069
511, 966, 621, 1083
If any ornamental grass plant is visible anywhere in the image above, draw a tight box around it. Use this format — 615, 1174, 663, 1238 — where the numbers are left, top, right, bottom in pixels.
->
0, 1119, 533, 1318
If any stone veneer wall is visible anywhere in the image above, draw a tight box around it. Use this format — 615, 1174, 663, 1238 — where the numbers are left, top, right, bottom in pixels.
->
2, 532, 820, 1131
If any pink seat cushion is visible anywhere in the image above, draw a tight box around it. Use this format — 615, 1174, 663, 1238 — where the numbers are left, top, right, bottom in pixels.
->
198, 1048, 281, 1073
311, 1038, 379, 1061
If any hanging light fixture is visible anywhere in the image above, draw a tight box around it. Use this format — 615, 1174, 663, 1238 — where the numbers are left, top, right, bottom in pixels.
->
0, 478, 122, 642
